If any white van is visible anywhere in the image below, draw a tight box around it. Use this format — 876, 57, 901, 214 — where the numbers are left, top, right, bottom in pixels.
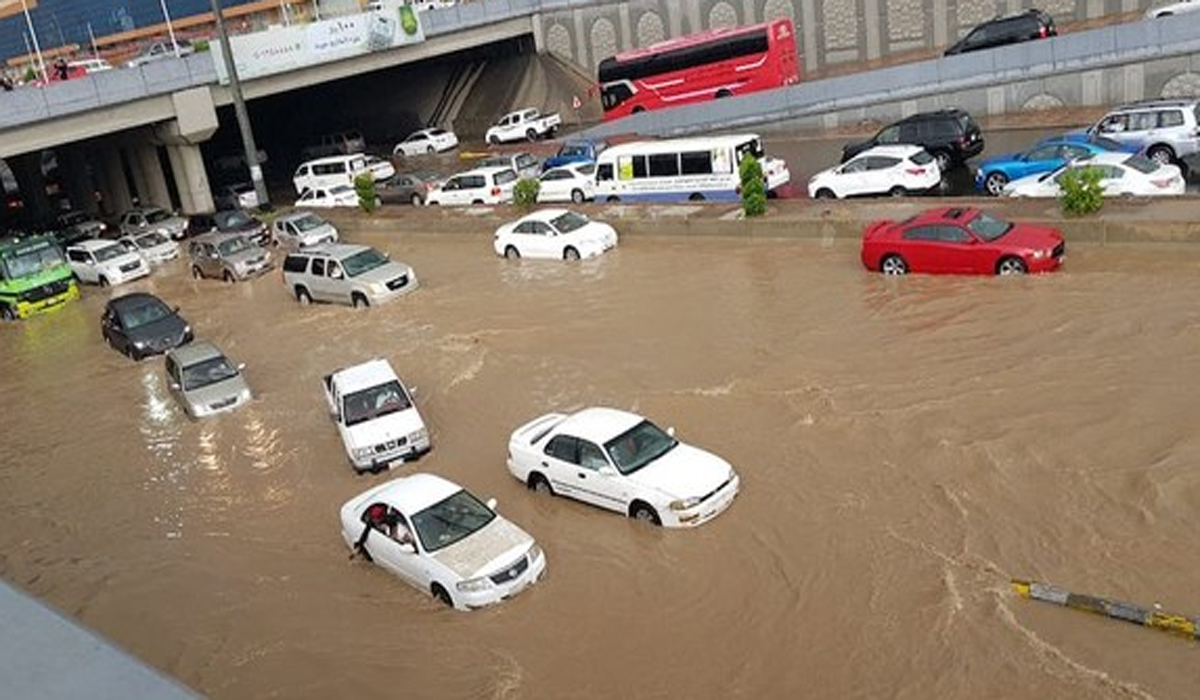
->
293, 154, 369, 195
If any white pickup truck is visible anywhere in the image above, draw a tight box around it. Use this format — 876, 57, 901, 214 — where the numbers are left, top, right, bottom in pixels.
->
322, 358, 431, 474
485, 108, 562, 145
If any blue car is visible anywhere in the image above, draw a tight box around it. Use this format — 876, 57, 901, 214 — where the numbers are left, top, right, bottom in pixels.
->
974, 137, 1135, 196
1051, 131, 1143, 154
541, 138, 609, 172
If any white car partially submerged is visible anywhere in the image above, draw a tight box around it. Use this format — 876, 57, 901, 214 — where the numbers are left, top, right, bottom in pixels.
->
1002, 152, 1186, 198
341, 474, 546, 610
506, 407, 740, 527
117, 231, 180, 265
537, 162, 597, 204
323, 358, 431, 474
808, 145, 941, 199
393, 128, 459, 157
493, 209, 617, 261
64, 239, 150, 287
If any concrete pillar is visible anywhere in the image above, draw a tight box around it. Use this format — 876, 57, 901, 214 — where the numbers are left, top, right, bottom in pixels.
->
98, 148, 133, 217
130, 144, 171, 210
56, 146, 99, 215
618, 4, 632, 52
166, 144, 213, 215
801, 0, 819, 75
532, 12, 544, 53
572, 11, 589, 74
865, 0, 881, 60
741, 0, 756, 24
10, 152, 54, 221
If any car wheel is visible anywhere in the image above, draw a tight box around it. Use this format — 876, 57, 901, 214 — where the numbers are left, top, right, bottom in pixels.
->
431, 583, 454, 608
996, 257, 1028, 276
526, 128, 538, 142
1146, 145, 1175, 165
814, 188, 836, 200
984, 172, 1009, 196
933, 151, 953, 172
488, 134, 501, 145
504, 245, 520, 260
426, 146, 435, 154
715, 89, 733, 99
606, 196, 620, 203
295, 286, 312, 305
570, 189, 585, 204
630, 502, 661, 525
410, 193, 422, 206
563, 246, 580, 261
0, 305, 15, 322
352, 293, 369, 309
632, 106, 645, 114
98, 275, 109, 287
880, 254, 908, 275
888, 186, 907, 198
529, 473, 553, 495
688, 192, 705, 202
223, 270, 235, 283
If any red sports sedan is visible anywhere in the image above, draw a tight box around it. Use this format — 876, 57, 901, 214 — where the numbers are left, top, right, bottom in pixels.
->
860, 207, 1065, 275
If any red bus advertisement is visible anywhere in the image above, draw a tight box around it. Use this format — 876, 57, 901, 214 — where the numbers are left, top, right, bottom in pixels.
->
598, 19, 800, 121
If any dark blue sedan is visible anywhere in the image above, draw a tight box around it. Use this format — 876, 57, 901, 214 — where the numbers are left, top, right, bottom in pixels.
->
974, 137, 1135, 196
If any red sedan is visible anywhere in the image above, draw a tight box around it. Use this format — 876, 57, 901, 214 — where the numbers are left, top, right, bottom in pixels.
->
860, 207, 1065, 275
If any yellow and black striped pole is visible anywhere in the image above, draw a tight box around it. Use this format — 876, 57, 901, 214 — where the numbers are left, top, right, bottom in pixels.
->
1012, 579, 1199, 641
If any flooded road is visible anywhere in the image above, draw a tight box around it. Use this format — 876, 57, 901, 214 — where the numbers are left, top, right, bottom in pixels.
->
2, 230, 1200, 699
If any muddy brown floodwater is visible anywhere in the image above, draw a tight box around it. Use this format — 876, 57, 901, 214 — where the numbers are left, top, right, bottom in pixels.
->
3, 229, 1200, 699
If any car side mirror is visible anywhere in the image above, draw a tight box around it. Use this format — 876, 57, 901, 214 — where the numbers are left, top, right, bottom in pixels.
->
169, 381, 180, 390
237, 363, 246, 371
173, 305, 181, 313
398, 542, 416, 554
667, 427, 676, 437
409, 386, 418, 396
486, 497, 497, 510
332, 271, 343, 279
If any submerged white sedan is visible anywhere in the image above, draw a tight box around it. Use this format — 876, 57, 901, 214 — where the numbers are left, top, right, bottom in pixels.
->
506, 407, 740, 527
493, 209, 618, 261
1002, 152, 1185, 198
340, 474, 546, 610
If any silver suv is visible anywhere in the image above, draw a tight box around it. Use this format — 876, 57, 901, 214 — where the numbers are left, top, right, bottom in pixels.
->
188, 232, 274, 283
1087, 99, 1200, 165
281, 243, 418, 308
272, 211, 339, 250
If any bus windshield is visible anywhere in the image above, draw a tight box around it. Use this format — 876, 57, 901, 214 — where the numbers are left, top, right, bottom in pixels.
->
2, 242, 66, 279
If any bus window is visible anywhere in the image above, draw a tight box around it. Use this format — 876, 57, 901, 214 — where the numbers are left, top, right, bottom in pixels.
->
649, 153, 680, 178
618, 156, 634, 181
680, 151, 712, 175
597, 163, 614, 181
631, 155, 648, 179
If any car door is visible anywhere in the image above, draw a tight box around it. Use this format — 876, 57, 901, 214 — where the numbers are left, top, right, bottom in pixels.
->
538, 169, 569, 201
436, 177, 461, 205
937, 225, 986, 273
897, 225, 943, 271
199, 242, 221, 277
325, 259, 351, 305
865, 156, 901, 195
308, 257, 332, 302
361, 515, 426, 589
106, 308, 133, 354
528, 221, 559, 258
1098, 164, 1129, 196
67, 248, 97, 282
837, 157, 870, 196
541, 434, 585, 500
572, 439, 628, 512
1019, 144, 1062, 179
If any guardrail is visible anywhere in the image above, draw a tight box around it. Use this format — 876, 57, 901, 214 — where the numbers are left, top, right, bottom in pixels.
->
582, 11, 1200, 138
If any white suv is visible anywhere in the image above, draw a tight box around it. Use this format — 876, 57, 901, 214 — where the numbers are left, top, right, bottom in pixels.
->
1087, 99, 1200, 166
65, 239, 150, 287
425, 167, 518, 206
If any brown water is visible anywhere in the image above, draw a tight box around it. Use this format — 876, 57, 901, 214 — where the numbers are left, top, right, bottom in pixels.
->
2, 231, 1199, 699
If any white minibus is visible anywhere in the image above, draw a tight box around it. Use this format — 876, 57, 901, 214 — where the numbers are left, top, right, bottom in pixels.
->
594, 134, 790, 203
292, 154, 369, 195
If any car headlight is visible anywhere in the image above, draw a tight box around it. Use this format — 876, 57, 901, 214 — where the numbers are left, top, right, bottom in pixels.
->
352, 446, 375, 459
456, 576, 492, 593
183, 325, 192, 336
133, 340, 147, 349
238, 389, 252, 402
1031, 249, 1047, 260
368, 282, 387, 295
527, 543, 543, 562
410, 427, 429, 444
669, 496, 702, 511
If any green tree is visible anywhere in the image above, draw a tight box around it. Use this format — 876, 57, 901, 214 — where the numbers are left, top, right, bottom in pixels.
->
1058, 165, 1104, 216
513, 177, 540, 210
354, 172, 379, 213
739, 155, 767, 217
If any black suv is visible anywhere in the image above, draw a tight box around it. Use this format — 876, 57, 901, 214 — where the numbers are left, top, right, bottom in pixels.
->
841, 109, 985, 171
944, 9, 1056, 56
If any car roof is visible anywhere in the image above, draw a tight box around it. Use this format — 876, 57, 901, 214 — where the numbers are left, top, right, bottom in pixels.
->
72, 238, 124, 251
557, 407, 645, 441
166, 340, 225, 366
350, 473, 462, 515
107, 291, 166, 311
856, 145, 926, 158
191, 231, 247, 244
907, 207, 984, 225
332, 358, 403, 394
1108, 99, 1197, 112
521, 208, 570, 222
276, 210, 324, 222
291, 242, 370, 258
1073, 152, 1137, 165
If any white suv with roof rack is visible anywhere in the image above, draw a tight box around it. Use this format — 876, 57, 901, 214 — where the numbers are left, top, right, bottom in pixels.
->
1086, 99, 1200, 166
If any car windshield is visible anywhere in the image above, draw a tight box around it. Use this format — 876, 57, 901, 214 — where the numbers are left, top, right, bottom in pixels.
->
120, 298, 172, 330
342, 380, 412, 427
410, 489, 496, 553
2, 241, 65, 278
292, 214, 325, 232
135, 232, 169, 248
550, 212, 589, 234
145, 210, 171, 224
1123, 154, 1160, 174
560, 143, 588, 157
965, 212, 1013, 241
480, 157, 508, 168
215, 211, 252, 228
342, 248, 389, 277
181, 355, 239, 391
604, 420, 679, 475
428, 129, 447, 136
217, 236, 253, 256
94, 243, 127, 262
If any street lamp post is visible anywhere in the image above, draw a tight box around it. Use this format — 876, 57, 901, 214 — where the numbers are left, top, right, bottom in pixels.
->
209, 0, 269, 208
18, 0, 46, 83
160, 0, 181, 57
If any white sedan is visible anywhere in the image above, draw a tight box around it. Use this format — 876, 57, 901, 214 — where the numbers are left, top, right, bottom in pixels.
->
1145, 0, 1200, 18
365, 155, 396, 182
506, 407, 740, 527
493, 209, 617, 261
809, 145, 941, 199
340, 473, 546, 610
295, 185, 360, 208
537, 163, 596, 204
1002, 152, 1185, 198
392, 128, 459, 157
117, 232, 180, 265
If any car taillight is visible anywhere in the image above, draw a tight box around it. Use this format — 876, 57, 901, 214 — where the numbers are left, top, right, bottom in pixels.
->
1039, 26, 1047, 38
1151, 177, 1174, 188
906, 168, 926, 176
491, 187, 501, 196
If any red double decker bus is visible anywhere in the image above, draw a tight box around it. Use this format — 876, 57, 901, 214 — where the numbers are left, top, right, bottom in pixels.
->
598, 19, 800, 121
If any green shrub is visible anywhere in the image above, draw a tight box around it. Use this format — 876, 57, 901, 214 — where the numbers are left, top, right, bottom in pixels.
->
1058, 165, 1104, 216
193, 39, 210, 53
354, 172, 378, 213
23, 66, 36, 83
739, 155, 767, 218
513, 177, 540, 210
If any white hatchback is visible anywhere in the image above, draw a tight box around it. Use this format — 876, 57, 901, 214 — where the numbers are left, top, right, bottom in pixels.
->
506, 407, 740, 527
340, 473, 546, 610
493, 209, 617, 260
1002, 152, 1186, 198
808, 145, 941, 199
537, 162, 596, 204
393, 128, 459, 157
